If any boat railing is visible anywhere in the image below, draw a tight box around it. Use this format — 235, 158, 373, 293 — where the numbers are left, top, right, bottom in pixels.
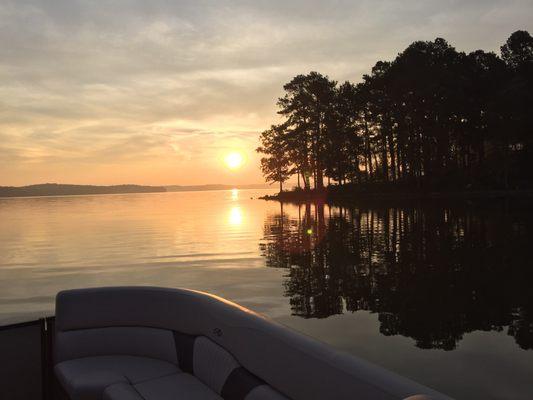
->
0, 317, 56, 400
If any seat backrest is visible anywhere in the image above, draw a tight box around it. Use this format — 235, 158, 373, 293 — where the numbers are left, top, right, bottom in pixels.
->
54, 326, 177, 364
180, 334, 288, 399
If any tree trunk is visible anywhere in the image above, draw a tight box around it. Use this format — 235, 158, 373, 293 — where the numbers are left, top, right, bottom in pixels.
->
363, 112, 373, 181
381, 128, 389, 182
388, 130, 397, 182
316, 166, 324, 189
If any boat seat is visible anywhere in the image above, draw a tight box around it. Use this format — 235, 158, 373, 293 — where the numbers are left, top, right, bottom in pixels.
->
53, 287, 452, 400
54, 355, 180, 400
55, 329, 288, 400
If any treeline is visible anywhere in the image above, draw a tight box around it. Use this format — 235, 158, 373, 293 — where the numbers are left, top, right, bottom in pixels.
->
257, 31, 533, 192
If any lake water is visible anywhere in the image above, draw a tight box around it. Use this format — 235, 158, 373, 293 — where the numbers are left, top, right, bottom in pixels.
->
1, 189, 532, 400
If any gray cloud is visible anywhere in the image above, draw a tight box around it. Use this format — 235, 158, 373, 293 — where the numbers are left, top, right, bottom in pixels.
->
0, 0, 531, 184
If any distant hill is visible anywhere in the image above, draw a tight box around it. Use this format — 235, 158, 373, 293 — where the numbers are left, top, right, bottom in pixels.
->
0, 183, 167, 198
0, 183, 275, 198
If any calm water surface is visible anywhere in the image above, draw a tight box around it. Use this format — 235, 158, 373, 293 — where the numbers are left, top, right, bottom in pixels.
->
1, 189, 532, 400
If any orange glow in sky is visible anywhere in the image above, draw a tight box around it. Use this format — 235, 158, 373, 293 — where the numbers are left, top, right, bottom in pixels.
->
1, 1, 529, 186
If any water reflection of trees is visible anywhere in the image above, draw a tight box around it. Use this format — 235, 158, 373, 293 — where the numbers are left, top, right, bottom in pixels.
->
260, 201, 533, 350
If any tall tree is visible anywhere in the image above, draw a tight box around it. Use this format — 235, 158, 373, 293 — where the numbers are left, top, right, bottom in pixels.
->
257, 125, 292, 192
277, 72, 337, 189
259, 31, 533, 192
501, 30, 533, 71
500, 30, 533, 185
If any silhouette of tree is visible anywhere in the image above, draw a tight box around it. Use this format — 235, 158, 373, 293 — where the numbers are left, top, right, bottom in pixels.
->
324, 81, 361, 184
257, 125, 292, 192
259, 31, 533, 193
500, 30, 533, 185
501, 30, 533, 71
276, 72, 337, 190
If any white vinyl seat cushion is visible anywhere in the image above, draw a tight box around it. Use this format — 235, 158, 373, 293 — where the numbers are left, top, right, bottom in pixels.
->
54, 355, 179, 400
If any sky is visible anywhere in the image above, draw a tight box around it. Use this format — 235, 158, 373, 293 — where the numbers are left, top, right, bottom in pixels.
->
1, 0, 532, 186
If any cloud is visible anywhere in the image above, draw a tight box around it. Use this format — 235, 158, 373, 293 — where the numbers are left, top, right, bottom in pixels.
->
0, 0, 531, 185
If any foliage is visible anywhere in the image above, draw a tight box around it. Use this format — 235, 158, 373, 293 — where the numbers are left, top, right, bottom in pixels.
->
257, 125, 292, 191
259, 31, 533, 192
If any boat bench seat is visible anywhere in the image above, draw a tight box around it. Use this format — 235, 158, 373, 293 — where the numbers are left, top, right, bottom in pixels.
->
54, 327, 287, 400
53, 287, 453, 400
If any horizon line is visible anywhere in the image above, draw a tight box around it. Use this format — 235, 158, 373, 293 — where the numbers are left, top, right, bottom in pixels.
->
0, 182, 296, 189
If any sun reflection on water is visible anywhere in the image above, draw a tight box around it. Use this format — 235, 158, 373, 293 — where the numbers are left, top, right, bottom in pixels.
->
228, 206, 243, 226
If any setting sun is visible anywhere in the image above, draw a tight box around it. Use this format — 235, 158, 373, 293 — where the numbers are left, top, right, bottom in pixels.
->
224, 152, 244, 170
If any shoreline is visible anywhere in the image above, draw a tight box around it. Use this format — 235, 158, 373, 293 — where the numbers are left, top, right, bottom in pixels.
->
260, 188, 533, 203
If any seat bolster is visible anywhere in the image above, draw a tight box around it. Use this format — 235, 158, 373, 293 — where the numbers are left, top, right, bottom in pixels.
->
55, 364, 128, 400
244, 385, 289, 400
103, 383, 145, 400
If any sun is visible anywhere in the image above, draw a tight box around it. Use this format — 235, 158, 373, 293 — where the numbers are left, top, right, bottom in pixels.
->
224, 152, 244, 170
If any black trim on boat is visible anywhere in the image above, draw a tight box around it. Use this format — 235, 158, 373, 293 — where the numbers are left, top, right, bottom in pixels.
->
221, 367, 264, 400
173, 331, 196, 373
42, 317, 56, 400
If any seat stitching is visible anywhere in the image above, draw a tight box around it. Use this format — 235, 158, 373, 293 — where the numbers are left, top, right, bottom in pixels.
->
102, 381, 148, 400
130, 384, 148, 400
132, 371, 182, 385
101, 376, 129, 393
